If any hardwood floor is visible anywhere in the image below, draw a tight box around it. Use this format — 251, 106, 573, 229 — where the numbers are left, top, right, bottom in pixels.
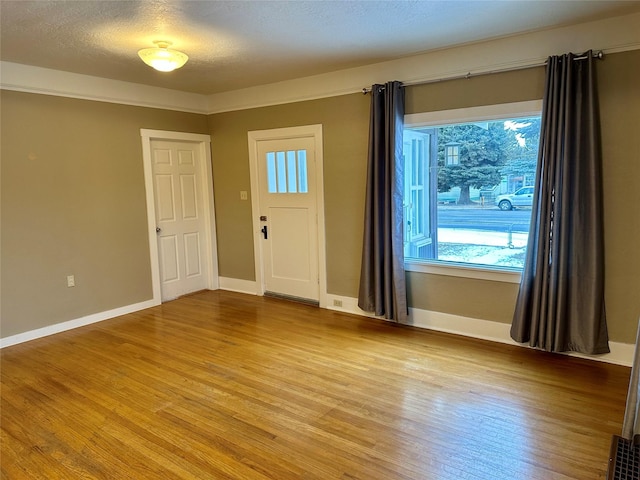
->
1, 290, 631, 479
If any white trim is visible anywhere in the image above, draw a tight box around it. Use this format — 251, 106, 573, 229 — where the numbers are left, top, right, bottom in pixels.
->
404, 100, 543, 127
325, 293, 366, 315
247, 124, 328, 308
0, 299, 157, 349
140, 129, 219, 304
325, 293, 635, 367
140, 130, 212, 143
218, 277, 258, 295
3, 287, 633, 366
409, 308, 635, 367
402, 99, 542, 282
1, 62, 209, 114
405, 261, 522, 284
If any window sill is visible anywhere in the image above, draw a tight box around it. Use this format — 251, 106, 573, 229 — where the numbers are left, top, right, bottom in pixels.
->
405, 260, 522, 284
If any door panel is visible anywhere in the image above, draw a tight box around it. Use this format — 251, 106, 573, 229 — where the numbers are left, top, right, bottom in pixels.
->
151, 139, 209, 301
155, 175, 176, 222
257, 137, 319, 302
180, 174, 198, 219
269, 207, 311, 286
184, 232, 202, 278
178, 149, 194, 165
159, 235, 179, 282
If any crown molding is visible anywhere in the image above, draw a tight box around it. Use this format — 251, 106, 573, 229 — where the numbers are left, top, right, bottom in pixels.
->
2, 11, 639, 115
0, 61, 209, 114
204, 11, 640, 114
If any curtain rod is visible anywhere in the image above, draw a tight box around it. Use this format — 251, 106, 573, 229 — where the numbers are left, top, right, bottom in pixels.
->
362, 50, 603, 94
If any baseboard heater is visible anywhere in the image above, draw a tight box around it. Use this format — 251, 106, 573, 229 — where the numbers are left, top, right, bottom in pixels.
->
608, 435, 640, 479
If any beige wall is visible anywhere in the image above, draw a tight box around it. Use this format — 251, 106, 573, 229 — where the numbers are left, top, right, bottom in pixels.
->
403, 67, 545, 324
207, 95, 370, 294
207, 69, 542, 311
2, 50, 638, 345
208, 50, 640, 344
1, 91, 209, 337
598, 50, 640, 343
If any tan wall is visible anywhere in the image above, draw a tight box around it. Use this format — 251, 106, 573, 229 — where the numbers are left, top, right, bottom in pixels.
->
2, 50, 637, 345
403, 67, 545, 324
1, 91, 209, 337
209, 50, 640, 344
407, 51, 640, 343
598, 50, 640, 343
208, 95, 370, 294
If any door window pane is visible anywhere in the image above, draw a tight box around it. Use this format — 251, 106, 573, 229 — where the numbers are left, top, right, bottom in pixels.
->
298, 150, 308, 193
287, 151, 297, 193
276, 151, 287, 193
266, 149, 309, 194
266, 152, 277, 193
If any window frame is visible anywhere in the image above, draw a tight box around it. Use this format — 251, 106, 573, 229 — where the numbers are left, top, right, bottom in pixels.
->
403, 100, 543, 283
403, 128, 437, 259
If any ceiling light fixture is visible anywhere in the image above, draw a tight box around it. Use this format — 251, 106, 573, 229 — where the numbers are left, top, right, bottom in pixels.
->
138, 40, 188, 72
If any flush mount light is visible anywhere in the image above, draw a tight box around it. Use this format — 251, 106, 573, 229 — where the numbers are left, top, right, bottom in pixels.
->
138, 40, 188, 72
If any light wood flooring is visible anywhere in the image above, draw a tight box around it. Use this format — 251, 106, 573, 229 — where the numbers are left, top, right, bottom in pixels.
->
1, 290, 631, 479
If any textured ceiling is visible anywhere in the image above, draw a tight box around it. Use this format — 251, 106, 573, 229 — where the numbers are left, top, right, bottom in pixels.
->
2, 0, 640, 95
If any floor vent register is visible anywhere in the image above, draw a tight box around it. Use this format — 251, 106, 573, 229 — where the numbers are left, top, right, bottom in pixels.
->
608, 435, 640, 480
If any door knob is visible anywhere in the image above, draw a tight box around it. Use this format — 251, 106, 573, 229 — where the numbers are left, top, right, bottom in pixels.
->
261, 225, 268, 239
156, 227, 161, 233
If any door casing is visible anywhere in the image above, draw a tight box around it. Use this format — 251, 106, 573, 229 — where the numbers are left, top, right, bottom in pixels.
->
248, 124, 327, 308
141, 129, 219, 304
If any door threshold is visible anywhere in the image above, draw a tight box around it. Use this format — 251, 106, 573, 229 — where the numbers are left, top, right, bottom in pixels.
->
264, 291, 319, 307
163, 289, 209, 303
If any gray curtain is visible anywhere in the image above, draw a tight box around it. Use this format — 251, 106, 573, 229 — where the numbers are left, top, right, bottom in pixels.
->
358, 81, 408, 323
622, 319, 640, 440
510, 51, 609, 354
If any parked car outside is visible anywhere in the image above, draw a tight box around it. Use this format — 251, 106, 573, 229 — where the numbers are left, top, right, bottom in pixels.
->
495, 186, 535, 210
437, 190, 460, 204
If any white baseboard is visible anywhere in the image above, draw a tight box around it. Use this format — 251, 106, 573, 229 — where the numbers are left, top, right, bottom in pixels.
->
218, 277, 258, 295
325, 293, 635, 367
0, 298, 159, 349
3, 287, 633, 366
1, 277, 258, 349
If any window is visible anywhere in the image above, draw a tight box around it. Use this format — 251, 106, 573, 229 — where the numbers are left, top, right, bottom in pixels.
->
403, 101, 542, 275
266, 149, 308, 193
445, 142, 460, 165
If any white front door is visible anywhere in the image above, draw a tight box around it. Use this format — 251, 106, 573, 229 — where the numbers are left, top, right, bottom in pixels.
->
150, 139, 210, 301
256, 136, 319, 302
248, 125, 326, 306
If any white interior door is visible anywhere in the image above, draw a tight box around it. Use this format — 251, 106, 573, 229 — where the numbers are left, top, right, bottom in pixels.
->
151, 139, 210, 301
256, 136, 319, 302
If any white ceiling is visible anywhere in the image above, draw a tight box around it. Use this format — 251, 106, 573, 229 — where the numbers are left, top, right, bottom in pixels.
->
2, 0, 640, 95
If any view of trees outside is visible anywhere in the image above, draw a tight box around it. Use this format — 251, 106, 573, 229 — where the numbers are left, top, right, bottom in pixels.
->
436, 117, 540, 203
496, 117, 541, 195
403, 116, 542, 270
434, 116, 541, 269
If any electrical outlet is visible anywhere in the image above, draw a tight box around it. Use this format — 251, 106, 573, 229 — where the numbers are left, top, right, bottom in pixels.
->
333, 299, 343, 307
240, 191, 248, 200
67, 275, 75, 287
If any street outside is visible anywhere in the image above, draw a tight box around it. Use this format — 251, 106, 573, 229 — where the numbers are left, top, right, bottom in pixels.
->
436, 205, 531, 268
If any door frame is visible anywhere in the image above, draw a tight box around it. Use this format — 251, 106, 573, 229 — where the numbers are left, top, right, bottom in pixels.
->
247, 124, 327, 308
140, 129, 219, 304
